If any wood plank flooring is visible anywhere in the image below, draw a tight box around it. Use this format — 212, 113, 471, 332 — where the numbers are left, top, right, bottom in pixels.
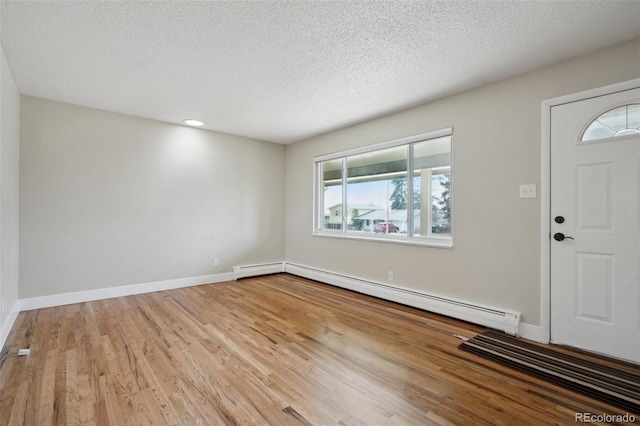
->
0, 274, 637, 425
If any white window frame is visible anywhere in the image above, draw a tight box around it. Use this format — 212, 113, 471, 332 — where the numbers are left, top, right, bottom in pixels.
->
313, 127, 453, 248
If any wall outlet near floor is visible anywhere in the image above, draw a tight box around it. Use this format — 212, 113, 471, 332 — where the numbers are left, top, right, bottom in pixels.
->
519, 183, 537, 199
387, 271, 394, 281
214, 258, 219, 267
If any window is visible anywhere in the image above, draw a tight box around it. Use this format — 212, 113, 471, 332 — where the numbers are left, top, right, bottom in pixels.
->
314, 128, 452, 247
581, 104, 640, 141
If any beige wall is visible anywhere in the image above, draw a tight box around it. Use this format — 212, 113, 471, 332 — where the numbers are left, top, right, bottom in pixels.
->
285, 38, 640, 326
20, 97, 285, 298
0, 44, 20, 332
11, 37, 640, 326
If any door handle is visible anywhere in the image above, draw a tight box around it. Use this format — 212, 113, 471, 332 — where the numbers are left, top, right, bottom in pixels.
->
553, 232, 574, 241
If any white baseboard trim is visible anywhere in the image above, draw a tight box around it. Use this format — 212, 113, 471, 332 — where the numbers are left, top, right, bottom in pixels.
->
518, 322, 545, 343
0, 304, 21, 352
284, 262, 521, 336
233, 262, 285, 280
7, 260, 544, 346
19, 272, 234, 312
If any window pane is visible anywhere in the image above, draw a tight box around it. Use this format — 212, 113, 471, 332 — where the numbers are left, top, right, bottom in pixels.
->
321, 159, 343, 231
581, 104, 640, 141
314, 128, 453, 246
582, 121, 615, 141
346, 146, 407, 234
597, 106, 627, 131
412, 137, 451, 239
627, 104, 640, 129
432, 169, 451, 237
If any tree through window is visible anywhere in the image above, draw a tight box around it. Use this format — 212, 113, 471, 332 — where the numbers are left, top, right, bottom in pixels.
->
314, 129, 452, 246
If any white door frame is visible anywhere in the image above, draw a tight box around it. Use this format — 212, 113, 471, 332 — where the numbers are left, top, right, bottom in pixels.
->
539, 78, 640, 344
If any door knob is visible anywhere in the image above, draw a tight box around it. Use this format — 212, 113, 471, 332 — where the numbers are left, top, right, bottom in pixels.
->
553, 232, 574, 241
555, 216, 565, 224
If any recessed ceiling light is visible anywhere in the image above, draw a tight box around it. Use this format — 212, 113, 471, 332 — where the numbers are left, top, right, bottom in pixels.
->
183, 119, 204, 127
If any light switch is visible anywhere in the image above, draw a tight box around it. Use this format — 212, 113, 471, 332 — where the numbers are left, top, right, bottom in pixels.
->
520, 184, 536, 199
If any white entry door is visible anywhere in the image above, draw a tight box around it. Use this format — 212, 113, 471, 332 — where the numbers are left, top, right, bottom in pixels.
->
551, 87, 640, 363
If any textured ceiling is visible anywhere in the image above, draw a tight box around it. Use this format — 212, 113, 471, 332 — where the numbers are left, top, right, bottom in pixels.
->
1, 1, 639, 144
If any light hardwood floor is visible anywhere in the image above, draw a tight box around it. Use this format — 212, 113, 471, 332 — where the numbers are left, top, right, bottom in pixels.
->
0, 274, 637, 425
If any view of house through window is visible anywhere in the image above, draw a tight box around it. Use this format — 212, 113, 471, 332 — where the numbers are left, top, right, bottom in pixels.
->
316, 130, 452, 245
347, 145, 407, 234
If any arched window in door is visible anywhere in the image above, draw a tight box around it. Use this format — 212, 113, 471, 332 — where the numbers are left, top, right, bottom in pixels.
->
581, 104, 640, 141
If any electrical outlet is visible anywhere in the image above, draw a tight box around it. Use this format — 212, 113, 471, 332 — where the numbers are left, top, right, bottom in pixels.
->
387, 271, 394, 281
214, 258, 219, 267
519, 184, 537, 199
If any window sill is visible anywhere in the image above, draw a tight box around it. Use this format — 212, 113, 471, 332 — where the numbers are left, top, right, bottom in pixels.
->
312, 231, 453, 249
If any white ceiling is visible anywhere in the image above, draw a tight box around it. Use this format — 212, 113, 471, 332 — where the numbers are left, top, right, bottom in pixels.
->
1, 1, 639, 144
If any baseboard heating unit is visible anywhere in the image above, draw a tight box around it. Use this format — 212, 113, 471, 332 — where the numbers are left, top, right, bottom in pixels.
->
233, 262, 285, 280
284, 262, 521, 336
232, 261, 521, 335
